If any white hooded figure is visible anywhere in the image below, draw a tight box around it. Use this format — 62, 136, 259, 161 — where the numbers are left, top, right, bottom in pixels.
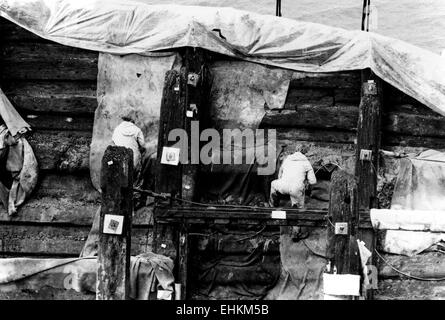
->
269, 146, 317, 208
112, 113, 145, 175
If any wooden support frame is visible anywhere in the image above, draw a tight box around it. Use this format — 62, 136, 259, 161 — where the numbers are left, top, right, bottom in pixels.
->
153, 47, 210, 300
355, 69, 383, 298
97, 146, 133, 300
327, 170, 360, 292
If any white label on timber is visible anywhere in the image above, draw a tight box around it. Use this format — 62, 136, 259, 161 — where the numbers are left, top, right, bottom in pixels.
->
161, 147, 180, 166
103, 214, 124, 235
161, 243, 167, 249
271, 210, 286, 219
323, 273, 360, 296
107, 160, 113, 166
186, 110, 194, 118
335, 222, 348, 235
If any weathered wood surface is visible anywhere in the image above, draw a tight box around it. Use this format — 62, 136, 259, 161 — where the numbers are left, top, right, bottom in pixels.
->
97, 146, 133, 300
276, 127, 356, 144
0, 288, 95, 300
289, 71, 361, 89
378, 252, 445, 279
23, 114, 94, 131
0, 224, 152, 257
0, 18, 49, 42
26, 131, 91, 172
327, 170, 360, 276
156, 206, 372, 229
355, 79, 382, 209
0, 43, 98, 80
375, 279, 445, 300
3, 81, 97, 115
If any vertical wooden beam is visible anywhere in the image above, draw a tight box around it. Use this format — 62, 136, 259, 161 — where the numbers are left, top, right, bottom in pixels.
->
356, 71, 382, 210
153, 70, 185, 259
327, 170, 360, 276
153, 48, 211, 300
355, 70, 382, 299
97, 146, 133, 300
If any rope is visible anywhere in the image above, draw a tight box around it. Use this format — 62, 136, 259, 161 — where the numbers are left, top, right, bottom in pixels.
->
375, 249, 445, 282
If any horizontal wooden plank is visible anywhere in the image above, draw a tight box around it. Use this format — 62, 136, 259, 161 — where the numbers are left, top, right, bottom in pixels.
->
334, 87, 361, 104
263, 104, 445, 140
378, 252, 445, 279
155, 206, 373, 229
290, 71, 361, 89
386, 103, 441, 117
277, 127, 356, 144
25, 114, 94, 131
3, 81, 97, 115
26, 130, 91, 171
0, 224, 152, 256
375, 278, 445, 300
0, 43, 98, 80
383, 134, 445, 149
283, 88, 334, 110
262, 104, 358, 130
0, 173, 153, 225
0, 288, 94, 300
383, 112, 445, 138
0, 18, 48, 42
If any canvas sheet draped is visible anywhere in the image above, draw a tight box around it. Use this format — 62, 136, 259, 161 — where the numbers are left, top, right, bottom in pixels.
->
1, 1, 445, 117
0, 253, 174, 300
90, 52, 179, 190
0, 88, 30, 137
91, 55, 291, 190
371, 150, 445, 256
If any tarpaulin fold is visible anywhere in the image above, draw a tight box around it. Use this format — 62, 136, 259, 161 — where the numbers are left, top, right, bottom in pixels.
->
1, 1, 444, 116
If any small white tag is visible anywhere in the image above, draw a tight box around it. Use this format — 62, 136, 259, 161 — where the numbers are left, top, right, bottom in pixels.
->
161, 147, 180, 166
335, 222, 348, 235
186, 110, 194, 118
323, 273, 360, 296
107, 160, 113, 166
161, 243, 167, 249
271, 210, 286, 219
157, 290, 172, 300
103, 214, 124, 235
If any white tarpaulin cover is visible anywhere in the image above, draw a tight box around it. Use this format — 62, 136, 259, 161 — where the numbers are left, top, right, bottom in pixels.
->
1, 0, 445, 115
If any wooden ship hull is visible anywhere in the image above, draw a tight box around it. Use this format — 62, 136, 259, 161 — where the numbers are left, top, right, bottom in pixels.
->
1, 17, 445, 300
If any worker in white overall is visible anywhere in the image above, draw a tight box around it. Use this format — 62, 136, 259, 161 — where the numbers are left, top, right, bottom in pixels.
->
81, 111, 145, 257
269, 146, 317, 208
112, 113, 145, 177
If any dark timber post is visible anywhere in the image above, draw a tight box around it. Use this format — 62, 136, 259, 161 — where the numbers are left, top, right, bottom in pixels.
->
327, 170, 360, 276
154, 47, 210, 300
97, 146, 133, 300
355, 70, 382, 299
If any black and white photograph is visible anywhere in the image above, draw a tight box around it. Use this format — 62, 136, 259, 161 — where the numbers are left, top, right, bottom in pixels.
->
0, 0, 444, 308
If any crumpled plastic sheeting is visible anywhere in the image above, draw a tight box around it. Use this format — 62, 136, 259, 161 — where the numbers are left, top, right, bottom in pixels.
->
391, 150, 445, 211
373, 150, 445, 256
1, 1, 445, 116
379, 230, 445, 257
371, 209, 445, 233
90, 52, 180, 190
